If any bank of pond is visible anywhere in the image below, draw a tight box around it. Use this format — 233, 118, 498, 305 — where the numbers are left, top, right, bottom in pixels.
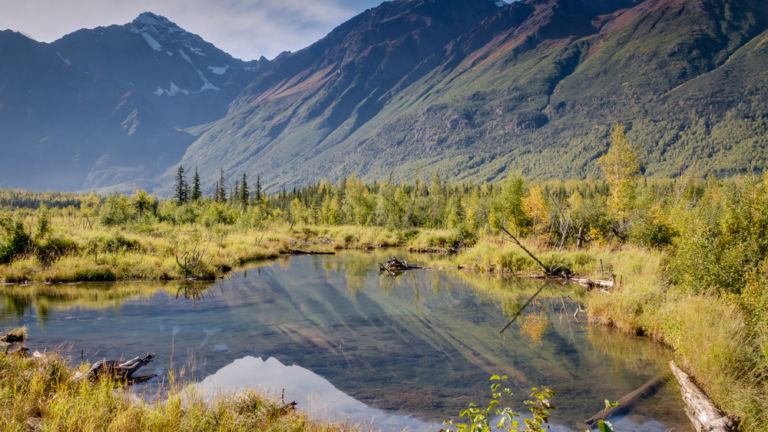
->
1, 251, 693, 431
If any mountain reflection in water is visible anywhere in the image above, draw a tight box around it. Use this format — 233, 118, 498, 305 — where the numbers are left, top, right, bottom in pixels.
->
196, 355, 434, 430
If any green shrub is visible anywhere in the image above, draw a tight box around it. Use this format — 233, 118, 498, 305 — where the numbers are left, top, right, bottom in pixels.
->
498, 251, 531, 272
34, 236, 78, 264
0, 220, 31, 264
86, 233, 140, 254
99, 194, 133, 225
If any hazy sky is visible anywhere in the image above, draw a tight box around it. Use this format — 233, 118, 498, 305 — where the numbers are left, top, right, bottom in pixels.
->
0, 0, 383, 60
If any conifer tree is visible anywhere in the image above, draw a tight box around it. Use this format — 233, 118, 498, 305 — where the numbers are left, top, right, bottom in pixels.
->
255, 175, 262, 203
174, 165, 189, 205
240, 173, 249, 207
191, 167, 201, 201
216, 168, 227, 203
231, 180, 240, 204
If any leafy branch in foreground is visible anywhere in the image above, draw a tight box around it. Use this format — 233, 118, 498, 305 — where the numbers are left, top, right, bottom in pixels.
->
442, 375, 554, 432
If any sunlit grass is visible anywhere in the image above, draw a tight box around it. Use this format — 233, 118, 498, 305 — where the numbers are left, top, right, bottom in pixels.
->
0, 351, 350, 432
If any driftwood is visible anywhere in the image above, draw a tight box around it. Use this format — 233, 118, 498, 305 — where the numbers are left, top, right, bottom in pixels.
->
75, 353, 157, 385
0, 332, 26, 343
1, 330, 29, 357
2, 342, 29, 357
569, 277, 615, 289
499, 224, 572, 277
585, 373, 669, 426
378, 257, 427, 276
286, 249, 335, 255
499, 225, 552, 274
174, 246, 213, 280
669, 361, 740, 432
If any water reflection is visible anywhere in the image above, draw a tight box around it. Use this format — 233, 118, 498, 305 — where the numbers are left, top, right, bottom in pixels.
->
196, 356, 434, 431
0, 252, 690, 431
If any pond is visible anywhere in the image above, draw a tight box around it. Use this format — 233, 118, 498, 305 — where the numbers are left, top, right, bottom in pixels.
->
0, 251, 691, 431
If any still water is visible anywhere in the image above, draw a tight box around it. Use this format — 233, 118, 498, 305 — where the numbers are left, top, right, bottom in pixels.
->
0, 252, 690, 431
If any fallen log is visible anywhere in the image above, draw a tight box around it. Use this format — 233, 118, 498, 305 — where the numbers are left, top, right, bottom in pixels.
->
75, 353, 157, 385
570, 277, 614, 289
2, 342, 29, 357
669, 361, 740, 432
286, 249, 335, 255
378, 257, 427, 276
585, 373, 669, 426
0, 329, 27, 343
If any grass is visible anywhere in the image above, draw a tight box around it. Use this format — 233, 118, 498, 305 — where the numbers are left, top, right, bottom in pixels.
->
2, 217, 766, 429
0, 217, 474, 283
503, 243, 768, 430
0, 345, 351, 432
406, 237, 767, 430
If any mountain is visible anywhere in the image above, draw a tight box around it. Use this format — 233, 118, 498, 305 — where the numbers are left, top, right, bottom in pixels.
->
0, 29, 192, 190
51, 12, 268, 127
0, 13, 264, 191
174, 0, 768, 192
2, 0, 768, 193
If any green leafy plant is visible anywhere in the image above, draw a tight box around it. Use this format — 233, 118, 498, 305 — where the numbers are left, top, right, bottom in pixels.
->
586, 400, 617, 432
443, 375, 554, 432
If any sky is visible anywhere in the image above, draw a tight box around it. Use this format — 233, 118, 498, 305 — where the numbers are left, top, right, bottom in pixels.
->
0, 0, 383, 60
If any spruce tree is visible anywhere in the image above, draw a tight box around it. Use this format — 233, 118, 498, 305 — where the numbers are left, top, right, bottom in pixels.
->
216, 168, 227, 203
191, 167, 201, 201
174, 165, 188, 205
240, 173, 249, 207
231, 181, 239, 204
255, 175, 262, 204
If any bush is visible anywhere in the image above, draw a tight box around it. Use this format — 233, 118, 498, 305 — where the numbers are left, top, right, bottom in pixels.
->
0, 220, 31, 264
34, 236, 78, 264
667, 177, 768, 295
630, 205, 677, 249
100, 194, 133, 225
498, 251, 531, 272
86, 233, 140, 254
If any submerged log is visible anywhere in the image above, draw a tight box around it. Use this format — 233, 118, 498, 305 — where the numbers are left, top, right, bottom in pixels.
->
286, 249, 335, 255
585, 373, 669, 426
669, 361, 740, 432
75, 353, 157, 385
378, 257, 427, 275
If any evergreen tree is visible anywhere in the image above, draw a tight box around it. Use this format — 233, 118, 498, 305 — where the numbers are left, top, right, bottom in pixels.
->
216, 168, 227, 203
240, 173, 249, 207
191, 167, 201, 201
174, 165, 189, 205
255, 175, 262, 203
231, 180, 240, 204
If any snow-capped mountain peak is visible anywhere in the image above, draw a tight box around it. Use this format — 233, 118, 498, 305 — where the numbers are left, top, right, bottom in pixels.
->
130, 12, 184, 36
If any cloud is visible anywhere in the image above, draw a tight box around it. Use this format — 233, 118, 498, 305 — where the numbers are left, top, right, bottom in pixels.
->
0, 0, 381, 60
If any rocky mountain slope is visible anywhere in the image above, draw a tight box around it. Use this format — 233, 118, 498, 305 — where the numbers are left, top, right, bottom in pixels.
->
2, 0, 768, 192
0, 13, 263, 190
174, 0, 768, 192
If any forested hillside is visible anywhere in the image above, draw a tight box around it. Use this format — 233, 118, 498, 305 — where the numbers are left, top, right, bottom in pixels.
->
177, 0, 768, 192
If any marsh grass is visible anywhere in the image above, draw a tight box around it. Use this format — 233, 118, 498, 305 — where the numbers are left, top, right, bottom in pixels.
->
0, 350, 351, 432
2, 210, 766, 429
413, 240, 768, 430
0, 218, 402, 283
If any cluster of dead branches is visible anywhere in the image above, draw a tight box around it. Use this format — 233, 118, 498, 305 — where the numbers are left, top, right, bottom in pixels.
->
174, 245, 214, 280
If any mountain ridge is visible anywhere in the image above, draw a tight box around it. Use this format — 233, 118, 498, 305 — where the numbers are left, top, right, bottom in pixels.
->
1, 0, 767, 193
173, 0, 768, 193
